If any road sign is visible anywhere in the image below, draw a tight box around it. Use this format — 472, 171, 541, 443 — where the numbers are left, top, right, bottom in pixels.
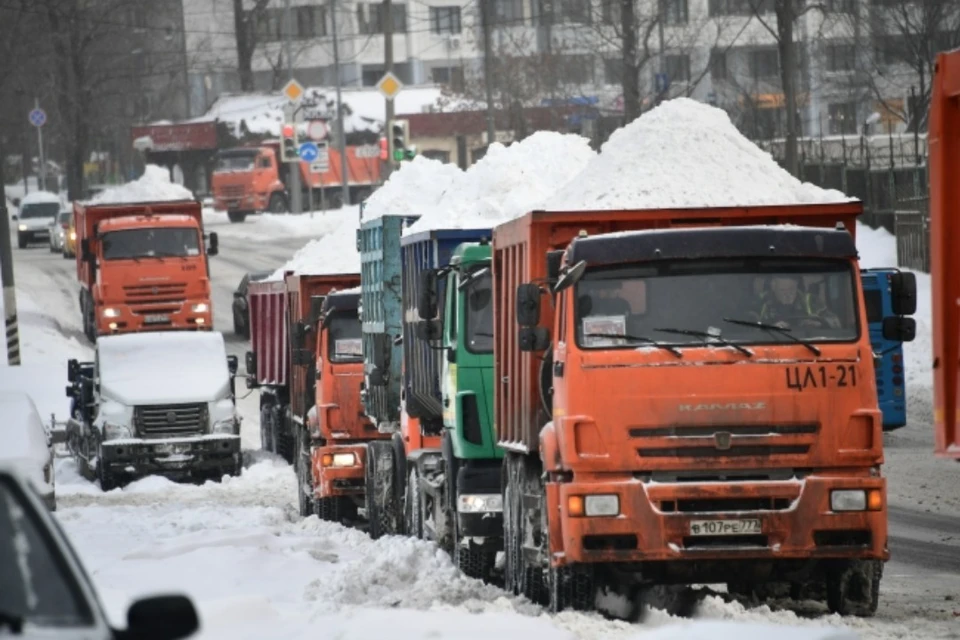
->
29, 108, 46, 128
307, 120, 328, 141
376, 72, 403, 101
282, 78, 305, 104
298, 141, 319, 162
310, 142, 330, 172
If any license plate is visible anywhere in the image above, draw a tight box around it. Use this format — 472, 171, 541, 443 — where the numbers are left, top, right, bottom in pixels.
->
144, 314, 169, 324
227, 201, 240, 209
689, 519, 761, 536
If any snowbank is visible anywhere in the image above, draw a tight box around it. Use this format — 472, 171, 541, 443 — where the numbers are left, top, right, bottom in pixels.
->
362, 155, 464, 222
0, 392, 50, 462
90, 165, 194, 204
268, 209, 364, 279
403, 131, 596, 235
545, 99, 852, 211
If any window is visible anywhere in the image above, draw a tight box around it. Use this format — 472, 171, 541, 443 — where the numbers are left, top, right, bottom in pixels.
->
749, 48, 779, 78
464, 269, 493, 353
327, 313, 362, 362
430, 6, 461, 34
862, 288, 883, 324
664, 0, 688, 25
256, 6, 326, 40
357, 3, 407, 34
826, 44, 855, 72
493, 0, 524, 25
559, 55, 594, 85
710, 48, 728, 81
709, 0, 772, 16
362, 66, 384, 86
873, 35, 906, 66
422, 149, 451, 163
101, 228, 201, 260
532, 0, 590, 25
825, 0, 856, 13
665, 54, 691, 83
828, 101, 858, 135
431, 66, 465, 91
604, 58, 624, 85
601, 0, 620, 24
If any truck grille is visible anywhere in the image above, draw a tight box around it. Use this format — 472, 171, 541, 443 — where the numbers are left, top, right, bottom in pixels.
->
631, 423, 818, 459
135, 403, 207, 437
124, 282, 188, 305
221, 185, 245, 198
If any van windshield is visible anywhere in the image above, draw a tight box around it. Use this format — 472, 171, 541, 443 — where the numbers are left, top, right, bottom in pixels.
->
19, 202, 60, 219
101, 227, 201, 260
574, 258, 859, 350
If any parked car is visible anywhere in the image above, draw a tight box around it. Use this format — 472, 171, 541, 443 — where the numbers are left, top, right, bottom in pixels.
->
233, 270, 273, 338
13, 191, 61, 248
0, 392, 56, 510
0, 462, 200, 638
48, 210, 71, 253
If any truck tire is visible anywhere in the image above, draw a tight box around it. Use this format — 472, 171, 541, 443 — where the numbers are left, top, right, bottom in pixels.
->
277, 407, 295, 464
259, 397, 276, 453
365, 440, 399, 539
547, 563, 596, 613
454, 514, 495, 583
404, 467, 423, 539
826, 559, 881, 617
97, 460, 119, 492
315, 496, 343, 522
503, 453, 547, 604
268, 193, 287, 214
227, 211, 247, 223
296, 430, 314, 518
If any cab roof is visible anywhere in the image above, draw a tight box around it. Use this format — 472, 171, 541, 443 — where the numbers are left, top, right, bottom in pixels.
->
98, 214, 201, 232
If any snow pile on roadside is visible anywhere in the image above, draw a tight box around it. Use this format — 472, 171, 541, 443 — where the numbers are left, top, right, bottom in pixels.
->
203, 208, 346, 241
267, 208, 364, 279
546, 99, 851, 211
90, 165, 194, 204
404, 131, 596, 234
362, 155, 464, 222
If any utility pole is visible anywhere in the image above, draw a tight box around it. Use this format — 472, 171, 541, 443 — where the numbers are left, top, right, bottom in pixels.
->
35, 97, 46, 191
331, 0, 350, 207
383, 0, 396, 180
284, 0, 302, 214
0, 137, 22, 365
481, 0, 496, 145
656, 0, 666, 105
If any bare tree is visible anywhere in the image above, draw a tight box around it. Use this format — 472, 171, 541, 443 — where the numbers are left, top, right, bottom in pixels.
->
233, 0, 273, 91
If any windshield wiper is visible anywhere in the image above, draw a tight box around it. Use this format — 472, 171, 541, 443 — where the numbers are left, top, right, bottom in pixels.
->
722, 317, 821, 356
585, 332, 682, 358
0, 608, 24, 633
653, 327, 754, 358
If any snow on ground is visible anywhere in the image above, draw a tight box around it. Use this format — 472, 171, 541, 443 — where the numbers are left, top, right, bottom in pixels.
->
89, 164, 194, 204
202, 207, 354, 243
545, 99, 851, 210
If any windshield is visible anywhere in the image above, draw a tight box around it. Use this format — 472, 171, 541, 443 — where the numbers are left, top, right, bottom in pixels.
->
574, 258, 859, 350
0, 477, 94, 627
101, 227, 201, 260
58, 212, 71, 225
464, 269, 493, 354
862, 288, 883, 324
19, 202, 60, 219
215, 152, 257, 172
328, 313, 362, 363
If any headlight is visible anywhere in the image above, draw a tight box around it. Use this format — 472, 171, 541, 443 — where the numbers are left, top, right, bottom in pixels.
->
831, 489, 882, 512
212, 419, 236, 435
18, 224, 27, 231
69, 231, 76, 240
457, 494, 503, 513
192, 303, 209, 313
102, 307, 120, 318
320, 452, 357, 467
568, 494, 620, 517
103, 422, 133, 441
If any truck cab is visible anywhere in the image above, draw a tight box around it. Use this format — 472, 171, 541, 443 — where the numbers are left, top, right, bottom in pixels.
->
212, 147, 287, 222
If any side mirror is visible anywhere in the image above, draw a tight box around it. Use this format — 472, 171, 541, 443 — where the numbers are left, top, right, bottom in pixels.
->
310, 295, 326, 323
10, 214, 17, 220
415, 319, 442, 341
516, 284, 542, 327
245, 351, 259, 389
65, 384, 74, 399
226, 355, 238, 375
553, 260, 587, 293
882, 316, 916, 343
12, 197, 20, 207
67, 359, 78, 383
208, 232, 219, 256
418, 269, 438, 319
519, 327, 550, 352
890, 271, 917, 316
126, 594, 199, 640
546, 250, 564, 283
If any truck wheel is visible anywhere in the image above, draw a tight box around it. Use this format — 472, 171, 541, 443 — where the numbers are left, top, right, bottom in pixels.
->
259, 397, 275, 453
296, 430, 315, 518
268, 194, 287, 213
826, 560, 881, 617
97, 461, 119, 492
454, 515, 495, 582
547, 563, 596, 613
315, 496, 343, 522
504, 454, 547, 603
404, 468, 423, 539
365, 440, 399, 539
275, 407, 295, 464
227, 211, 247, 223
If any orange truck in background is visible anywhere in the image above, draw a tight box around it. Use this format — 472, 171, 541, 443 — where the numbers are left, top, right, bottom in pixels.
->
494, 203, 916, 617
211, 142, 381, 223
928, 48, 960, 460
75, 200, 217, 342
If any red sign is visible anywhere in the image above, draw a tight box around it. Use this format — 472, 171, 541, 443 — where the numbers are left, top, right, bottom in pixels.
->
130, 122, 218, 152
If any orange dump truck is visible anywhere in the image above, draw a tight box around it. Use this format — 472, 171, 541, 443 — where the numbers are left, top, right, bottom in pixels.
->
494, 203, 915, 616
928, 49, 960, 461
212, 142, 381, 222
75, 199, 217, 341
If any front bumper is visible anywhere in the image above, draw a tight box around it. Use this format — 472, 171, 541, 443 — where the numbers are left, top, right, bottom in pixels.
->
548, 474, 887, 568
97, 302, 212, 335
312, 443, 367, 497
19, 229, 50, 242
215, 194, 265, 213
101, 434, 240, 476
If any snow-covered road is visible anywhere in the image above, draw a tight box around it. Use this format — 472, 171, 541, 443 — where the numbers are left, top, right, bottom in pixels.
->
5, 216, 960, 639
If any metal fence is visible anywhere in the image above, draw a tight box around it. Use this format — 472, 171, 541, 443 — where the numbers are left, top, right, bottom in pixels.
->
894, 197, 930, 273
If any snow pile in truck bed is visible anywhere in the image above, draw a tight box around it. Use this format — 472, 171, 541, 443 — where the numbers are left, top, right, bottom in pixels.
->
545, 98, 852, 211
89, 165, 194, 204
404, 131, 596, 235
362, 155, 464, 222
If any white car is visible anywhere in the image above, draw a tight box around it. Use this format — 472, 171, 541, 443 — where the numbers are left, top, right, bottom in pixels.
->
14, 190, 61, 248
0, 391, 56, 510
48, 210, 71, 252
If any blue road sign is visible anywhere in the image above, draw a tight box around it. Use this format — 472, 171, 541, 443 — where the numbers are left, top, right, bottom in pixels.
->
29, 108, 47, 128
298, 142, 319, 162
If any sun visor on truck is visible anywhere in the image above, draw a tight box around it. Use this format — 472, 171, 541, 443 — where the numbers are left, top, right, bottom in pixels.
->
566, 226, 858, 268
321, 290, 361, 315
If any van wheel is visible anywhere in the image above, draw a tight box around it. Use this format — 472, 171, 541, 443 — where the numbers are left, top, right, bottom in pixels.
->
227, 211, 247, 223
268, 194, 287, 213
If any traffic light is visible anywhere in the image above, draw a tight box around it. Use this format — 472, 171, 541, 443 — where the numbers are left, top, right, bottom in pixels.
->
379, 136, 389, 161
280, 123, 299, 163
387, 119, 415, 164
